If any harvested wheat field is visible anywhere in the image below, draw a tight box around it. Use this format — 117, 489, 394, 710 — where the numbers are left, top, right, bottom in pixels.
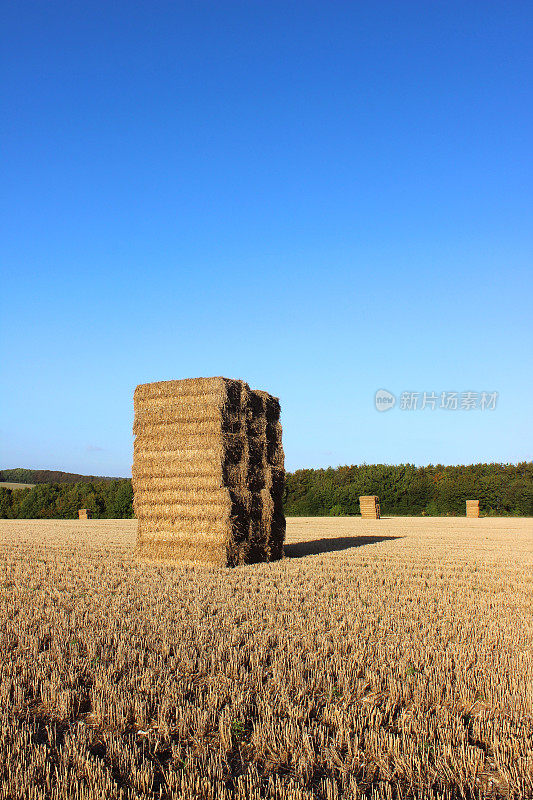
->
1, 517, 532, 800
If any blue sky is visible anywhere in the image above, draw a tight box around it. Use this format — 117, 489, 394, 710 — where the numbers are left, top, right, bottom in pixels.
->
1, 1, 532, 476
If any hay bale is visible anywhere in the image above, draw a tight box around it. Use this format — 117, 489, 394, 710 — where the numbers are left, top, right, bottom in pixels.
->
78, 509, 91, 520
132, 377, 285, 566
359, 496, 380, 519
466, 499, 480, 518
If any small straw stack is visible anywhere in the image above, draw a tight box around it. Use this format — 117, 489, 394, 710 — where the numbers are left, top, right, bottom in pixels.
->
466, 499, 480, 518
359, 496, 381, 519
78, 509, 91, 520
132, 377, 285, 566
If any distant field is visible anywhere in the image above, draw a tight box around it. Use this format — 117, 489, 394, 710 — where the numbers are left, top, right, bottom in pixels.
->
1, 516, 532, 799
0, 481, 35, 489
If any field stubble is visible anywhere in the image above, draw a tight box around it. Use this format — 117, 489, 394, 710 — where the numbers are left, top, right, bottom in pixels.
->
1, 517, 532, 800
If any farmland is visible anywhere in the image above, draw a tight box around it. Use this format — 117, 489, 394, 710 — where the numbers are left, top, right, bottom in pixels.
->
1, 517, 532, 799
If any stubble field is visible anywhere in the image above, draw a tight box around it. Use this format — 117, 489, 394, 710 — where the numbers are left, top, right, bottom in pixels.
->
1, 516, 532, 800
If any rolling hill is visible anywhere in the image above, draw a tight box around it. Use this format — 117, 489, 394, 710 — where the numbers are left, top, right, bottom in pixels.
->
0, 468, 126, 485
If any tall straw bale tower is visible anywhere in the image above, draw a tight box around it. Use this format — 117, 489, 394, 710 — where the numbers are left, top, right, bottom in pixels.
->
132, 377, 285, 566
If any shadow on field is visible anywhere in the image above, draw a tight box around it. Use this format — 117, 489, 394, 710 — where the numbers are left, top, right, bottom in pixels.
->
284, 536, 404, 558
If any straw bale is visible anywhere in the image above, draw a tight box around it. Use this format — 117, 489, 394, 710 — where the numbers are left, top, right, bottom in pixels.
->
134, 504, 232, 520
133, 487, 231, 504
132, 457, 220, 476
133, 376, 285, 566
134, 392, 223, 411
133, 443, 226, 459
267, 423, 284, 467
134, 376, 226, 399
133, 438, 246, 465
359, 495, 380, 519
131, 475, 224, 491
133, 419, 241, 437
466, 499, 480, 518
133, 409, 222, 427
136, 540, 227, 565
137, 518, 229, 537
253, 390, 281, 421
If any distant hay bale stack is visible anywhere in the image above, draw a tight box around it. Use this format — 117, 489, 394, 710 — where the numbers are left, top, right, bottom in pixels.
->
132, 377, 286, 566
359, 496, 381, 519
78, 509, 91, 520
466, 499, 480, 518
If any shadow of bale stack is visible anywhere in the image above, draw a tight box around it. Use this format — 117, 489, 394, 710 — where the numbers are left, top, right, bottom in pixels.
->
359, 496, 381, 519
466, 499, 480, 518
132, 377, 285, 566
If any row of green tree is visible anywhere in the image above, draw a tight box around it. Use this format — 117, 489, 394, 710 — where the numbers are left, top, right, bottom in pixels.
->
0, 463, 531, 519
284, 462, 533, 516
0, 481, 134, 519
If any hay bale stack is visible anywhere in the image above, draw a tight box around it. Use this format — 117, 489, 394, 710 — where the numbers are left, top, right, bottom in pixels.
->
466, 499, 480, 518
78, 509, 91, 520
359, 495, 381, 519
132, 377, 285, 566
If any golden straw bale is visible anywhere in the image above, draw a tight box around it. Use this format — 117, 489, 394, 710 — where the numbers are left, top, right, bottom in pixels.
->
133, 377, 285, 566
359, 495, 381, 519
466, 499, 480, 518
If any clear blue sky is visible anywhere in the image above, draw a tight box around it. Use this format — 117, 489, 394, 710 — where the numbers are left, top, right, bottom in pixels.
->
1, 1, 532, 476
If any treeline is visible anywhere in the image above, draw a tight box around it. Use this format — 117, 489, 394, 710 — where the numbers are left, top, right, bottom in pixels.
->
0, 463, 531, 519
0, 481, 134, 519
0, 468, 122, 484
284, 462, 533, 516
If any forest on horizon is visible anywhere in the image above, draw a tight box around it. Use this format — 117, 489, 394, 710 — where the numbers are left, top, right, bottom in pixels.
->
0, 462, 531, 519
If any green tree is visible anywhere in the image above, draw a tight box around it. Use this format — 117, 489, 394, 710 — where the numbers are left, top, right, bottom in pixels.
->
0, 488, 13, 518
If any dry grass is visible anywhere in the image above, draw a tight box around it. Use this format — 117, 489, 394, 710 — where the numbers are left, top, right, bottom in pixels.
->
1, 516, 532, 799
0, 481, 35, 489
